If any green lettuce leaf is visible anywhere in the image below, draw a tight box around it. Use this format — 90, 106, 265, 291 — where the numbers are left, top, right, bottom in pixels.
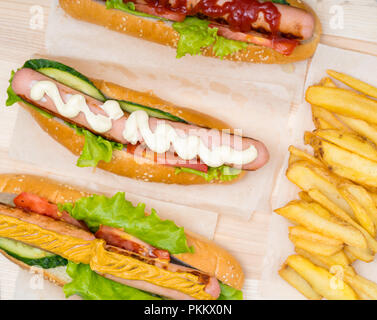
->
269, 0, 289, 4
64, 262, 160, 300
175, 165, 241, 182
106, 0, 165, 20
173, 17, 217, 58
218, 283, 243, 300
62, 122, 123, 168
173, 17, 248, 59
76, 129, 123, 167
213, 36, 248, 59
59, 192, 193, 254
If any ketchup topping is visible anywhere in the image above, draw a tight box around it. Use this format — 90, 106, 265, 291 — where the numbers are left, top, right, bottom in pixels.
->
137, 0, 281, 34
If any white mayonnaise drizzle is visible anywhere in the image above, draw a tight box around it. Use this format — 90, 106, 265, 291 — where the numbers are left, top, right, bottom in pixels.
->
30, 81, 123, 133
30, 80, 258, 167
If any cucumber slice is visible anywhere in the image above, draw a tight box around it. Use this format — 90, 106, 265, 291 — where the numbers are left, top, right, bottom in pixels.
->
0, 237, 67, 269
0, 237, 53, 259
37, 68, 106, 102
118, 101, 187, 123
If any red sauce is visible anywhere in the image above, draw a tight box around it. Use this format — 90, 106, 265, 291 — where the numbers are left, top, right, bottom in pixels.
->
140, 0, 281, 34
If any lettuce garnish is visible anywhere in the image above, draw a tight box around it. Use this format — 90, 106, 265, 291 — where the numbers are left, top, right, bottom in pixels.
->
218, 283, 243, 300
175, 165, 241, 182
59, 192, 193, 254
64, 262, 161, 300
106, 0, 166, 20
64, 262, 243, 300
172, 17, 218, 58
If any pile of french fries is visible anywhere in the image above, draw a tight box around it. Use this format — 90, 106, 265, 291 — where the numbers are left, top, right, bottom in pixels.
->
276, 70, 377, 300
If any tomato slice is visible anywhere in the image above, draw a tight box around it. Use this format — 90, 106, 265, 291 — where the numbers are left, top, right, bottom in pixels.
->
13, 192, 87, 229
96, 225, 170, 262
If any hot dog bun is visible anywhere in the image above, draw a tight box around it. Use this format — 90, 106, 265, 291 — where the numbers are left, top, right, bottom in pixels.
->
0, 173, 244, 289
21, 74, 247, 185
0, 249, 70, 287
59, 0, 321, 64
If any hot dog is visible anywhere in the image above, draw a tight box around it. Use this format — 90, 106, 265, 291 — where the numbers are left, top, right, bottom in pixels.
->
59, 0, 321, 63
7, 58, 269, 184
0, 174, 244, 300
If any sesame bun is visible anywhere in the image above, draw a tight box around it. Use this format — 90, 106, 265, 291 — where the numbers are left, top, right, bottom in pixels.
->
0, 173, 244, 290
59, 0, 321, 64
21, 77, 247, 185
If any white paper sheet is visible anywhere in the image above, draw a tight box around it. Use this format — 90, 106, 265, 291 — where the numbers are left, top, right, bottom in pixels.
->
9, 0, 309, 220
260, 44, 377, 299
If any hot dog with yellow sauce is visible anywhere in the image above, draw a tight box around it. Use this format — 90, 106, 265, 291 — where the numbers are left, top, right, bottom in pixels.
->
0, 174, 244, 300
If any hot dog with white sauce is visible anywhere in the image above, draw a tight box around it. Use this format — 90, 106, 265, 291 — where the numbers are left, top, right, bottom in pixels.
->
7, 59, 269, 184
59, 0, 321, 63
0, 174, 244, 300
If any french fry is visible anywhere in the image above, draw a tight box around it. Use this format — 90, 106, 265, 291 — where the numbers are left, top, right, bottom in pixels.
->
305, 86, 377, 124
337, 115, 377, 146
286, 161, 355, 218
286, 255, 358, 300
298, 191, 313, 203
288, 146, 323, 167
289, 226, 343, 247
344, 246, 375, 263
327, 70, 377, 99
290, 235, 343, 256
338, 185, 375, 237
307, 188, 377, 253
313, 129, 377, 162
344, 274, 377, 300
308, 137, 377, 189
344, 249, 358, 264
320, 77, 337, 88
295, 247, 355, 277
345, 184, 377, 228
276, 201, 367, 248
311, 106, 351, 132
279, 264, 322, 300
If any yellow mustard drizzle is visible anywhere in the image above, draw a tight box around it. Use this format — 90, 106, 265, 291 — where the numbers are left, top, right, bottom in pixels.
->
90, 241, 214, 300
0, 214, 99, 264
0, 214, 214, 300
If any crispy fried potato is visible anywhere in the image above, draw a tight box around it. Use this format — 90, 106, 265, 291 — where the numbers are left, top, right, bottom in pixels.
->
295, 247, 355, 276
298, 191, 313, 203
308, 188, 377, 253
308, 137, 377, 189
279, 264, 322, 300
345, 184, 377, 228
313, 129, 377, 162
286, 161, 355, 218
289, 226, 343, 247
276, 201, 367, 248
338, 185, 375, 237
288, 146, 324, 167
290, 235, 343, 256
344, 274, 377, 300
305, 86, 377, 124
286, 255, 358, 300
320, 77, 337, 88
337, 115, 377, 146
344, 246, 375, 263
327, 70, 377, 99
311, 106, 351, 132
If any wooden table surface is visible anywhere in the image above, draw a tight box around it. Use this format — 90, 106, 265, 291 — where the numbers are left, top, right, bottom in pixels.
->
0, 0, 376, 299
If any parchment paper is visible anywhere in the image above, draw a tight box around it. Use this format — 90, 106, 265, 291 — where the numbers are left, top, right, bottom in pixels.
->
260, 44, 377, 299
9, 0, 308, 220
